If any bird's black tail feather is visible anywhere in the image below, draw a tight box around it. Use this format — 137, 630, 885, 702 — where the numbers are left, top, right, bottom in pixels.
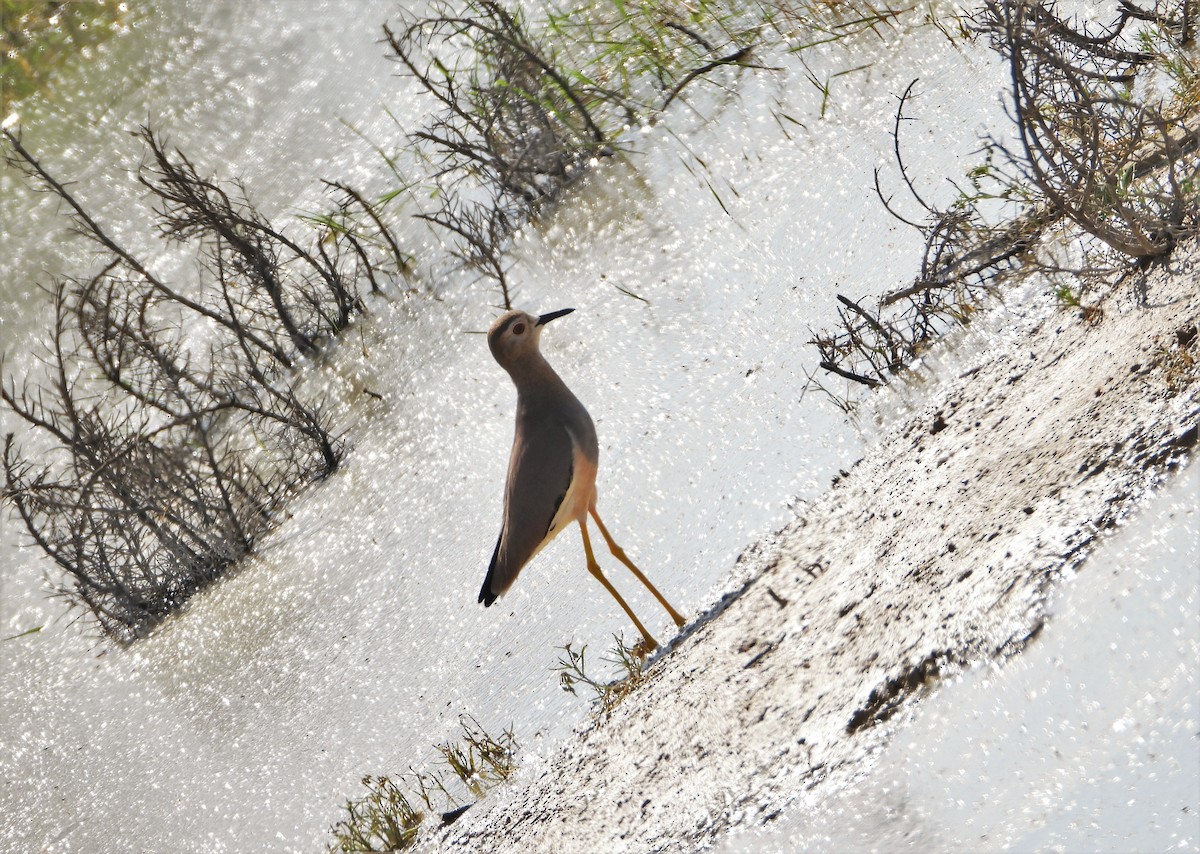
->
478, 533, 502, 606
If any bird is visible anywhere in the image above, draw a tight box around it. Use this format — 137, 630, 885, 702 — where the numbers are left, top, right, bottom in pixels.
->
478, 307, 686, 651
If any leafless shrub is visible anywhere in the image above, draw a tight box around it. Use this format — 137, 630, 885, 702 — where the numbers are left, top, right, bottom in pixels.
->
382, 0, 610, 308
319, 180, 416, 284
387, 1, 608, 205
384, 0, 758, 307
811, 1, 1200, 395
139, 128, 364, 353
983, 0, 1200, 260
1, 128, 407, 640
415, 190, 520, 309
809, 81, 1042, 389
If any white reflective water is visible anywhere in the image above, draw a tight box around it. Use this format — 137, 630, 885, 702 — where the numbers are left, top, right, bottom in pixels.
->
721, 461, 1200, 853
3, 2, 1191, 853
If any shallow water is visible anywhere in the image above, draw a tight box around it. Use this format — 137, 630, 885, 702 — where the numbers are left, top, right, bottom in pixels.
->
720, 461, 1200, 853
4, 2, 1190, 853
0, 0, 414, 365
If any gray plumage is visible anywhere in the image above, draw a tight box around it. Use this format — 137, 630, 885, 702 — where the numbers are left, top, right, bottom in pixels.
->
476, 307, 685, 651
479, 308, 597, 606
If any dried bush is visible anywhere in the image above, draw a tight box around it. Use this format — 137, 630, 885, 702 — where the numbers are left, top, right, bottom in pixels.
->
983, 0, 1200, 260
387, 1, 609, 205
383, 0, 612, 307
811, 1, 1200, 395
1, 128, 405, 640
384, 0, 759, 307
809, 81, 1043, 390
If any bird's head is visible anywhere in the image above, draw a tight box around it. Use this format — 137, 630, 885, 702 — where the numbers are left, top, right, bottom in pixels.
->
488, 307, 574, 370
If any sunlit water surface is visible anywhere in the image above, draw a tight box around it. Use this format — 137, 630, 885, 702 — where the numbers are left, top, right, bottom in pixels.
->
722, 461, 1199, 852
5, 2, 1186, 853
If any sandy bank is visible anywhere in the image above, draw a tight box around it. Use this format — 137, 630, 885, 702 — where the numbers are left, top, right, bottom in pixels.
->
429, 248, 1199, 852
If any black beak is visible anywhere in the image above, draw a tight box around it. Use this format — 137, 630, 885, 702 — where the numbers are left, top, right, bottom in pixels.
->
537, 308, 575, 326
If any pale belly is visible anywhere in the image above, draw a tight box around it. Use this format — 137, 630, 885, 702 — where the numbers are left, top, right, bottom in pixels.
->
544, 447, 597, 545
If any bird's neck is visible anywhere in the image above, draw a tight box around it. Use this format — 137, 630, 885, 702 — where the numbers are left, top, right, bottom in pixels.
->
507, 351, 571, 400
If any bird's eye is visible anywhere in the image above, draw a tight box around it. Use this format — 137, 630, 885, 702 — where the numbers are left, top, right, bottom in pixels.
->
512, 323, 526, 335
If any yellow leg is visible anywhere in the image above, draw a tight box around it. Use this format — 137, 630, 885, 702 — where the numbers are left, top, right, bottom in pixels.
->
589, 506, 686, 628
579, 519, 658, 651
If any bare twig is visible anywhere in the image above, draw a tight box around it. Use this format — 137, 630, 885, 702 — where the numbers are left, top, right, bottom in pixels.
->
0, 126, 409, 640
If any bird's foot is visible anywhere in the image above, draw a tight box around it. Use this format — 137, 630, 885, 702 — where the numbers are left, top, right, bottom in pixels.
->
632, 636, 658, 658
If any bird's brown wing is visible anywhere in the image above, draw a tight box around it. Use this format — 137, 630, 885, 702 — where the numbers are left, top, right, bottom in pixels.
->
479, 411, 574, 606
